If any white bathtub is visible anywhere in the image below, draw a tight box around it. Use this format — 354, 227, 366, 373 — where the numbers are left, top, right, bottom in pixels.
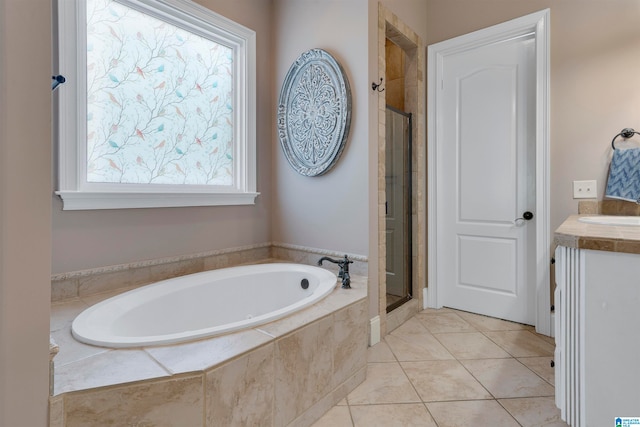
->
72, 263, 337, 348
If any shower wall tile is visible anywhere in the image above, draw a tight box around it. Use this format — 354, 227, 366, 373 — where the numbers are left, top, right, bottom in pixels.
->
64, 375, 203, 427
274, 315, 334, 426
332, 299, 368, 389
205, 342, 275, 426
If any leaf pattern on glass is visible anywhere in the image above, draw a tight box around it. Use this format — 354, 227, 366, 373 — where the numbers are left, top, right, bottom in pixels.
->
86, 0, 234, 185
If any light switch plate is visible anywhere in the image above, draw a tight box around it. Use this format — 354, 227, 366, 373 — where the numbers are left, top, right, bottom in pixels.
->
573, 180, 597, 199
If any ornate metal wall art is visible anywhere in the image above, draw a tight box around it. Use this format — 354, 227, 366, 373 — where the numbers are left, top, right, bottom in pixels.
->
277, 49, 352, 176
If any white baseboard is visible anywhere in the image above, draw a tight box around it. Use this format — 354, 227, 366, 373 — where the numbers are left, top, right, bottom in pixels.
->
369, 316, 380, 346
550, 312, 555, 338
423, 288, 428, 309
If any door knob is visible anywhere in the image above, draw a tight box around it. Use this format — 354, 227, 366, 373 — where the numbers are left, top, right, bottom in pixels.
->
514, 211, 534, 224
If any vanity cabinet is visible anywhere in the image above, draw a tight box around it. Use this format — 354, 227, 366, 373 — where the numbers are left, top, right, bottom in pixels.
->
554, 246, 640, 427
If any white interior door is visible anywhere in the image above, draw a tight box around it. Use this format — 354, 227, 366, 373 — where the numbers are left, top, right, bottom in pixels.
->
437, 31, 536, 324
428, 10, 551, 333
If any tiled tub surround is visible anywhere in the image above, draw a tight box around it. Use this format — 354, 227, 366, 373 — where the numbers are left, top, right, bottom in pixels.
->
51, 243, 367, 303
50, 273, 367, 426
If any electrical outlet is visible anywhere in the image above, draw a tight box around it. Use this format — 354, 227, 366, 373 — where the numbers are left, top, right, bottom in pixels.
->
573, 180, 597, 199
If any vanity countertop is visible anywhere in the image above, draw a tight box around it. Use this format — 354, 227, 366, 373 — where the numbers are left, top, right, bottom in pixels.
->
555, 214, 640, 254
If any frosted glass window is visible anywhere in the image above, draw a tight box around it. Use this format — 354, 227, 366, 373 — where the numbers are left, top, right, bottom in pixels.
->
86, 0, 234, 186
56, 0, 257, 210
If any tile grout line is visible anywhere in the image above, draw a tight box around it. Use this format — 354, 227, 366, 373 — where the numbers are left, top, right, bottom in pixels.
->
426, 313, 529, 427
410, 311, 548, 426
392, 315, 488, 427
317, 309, 559, 426
495, 398, 525, 427
514, 356, 556, 387
478, 328, 529, 359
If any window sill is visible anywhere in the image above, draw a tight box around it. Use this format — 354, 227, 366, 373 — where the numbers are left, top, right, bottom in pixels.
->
56, 191, 260, 210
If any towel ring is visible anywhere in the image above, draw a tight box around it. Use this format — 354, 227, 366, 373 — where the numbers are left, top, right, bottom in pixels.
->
611, 128, 639, 150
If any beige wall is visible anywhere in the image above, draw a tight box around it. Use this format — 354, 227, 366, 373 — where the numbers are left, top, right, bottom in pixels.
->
51, 0, 274, 274
426, 0, 640, 237
272, 0, 370, 257
0, 0, 52, 425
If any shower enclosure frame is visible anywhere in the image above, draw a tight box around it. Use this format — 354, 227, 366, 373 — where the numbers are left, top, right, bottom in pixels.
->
385, 105, 413, 313
374, 4, 426, 340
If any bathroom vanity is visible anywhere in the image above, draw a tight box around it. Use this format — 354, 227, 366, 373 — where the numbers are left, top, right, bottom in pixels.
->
554, 215, 640, 427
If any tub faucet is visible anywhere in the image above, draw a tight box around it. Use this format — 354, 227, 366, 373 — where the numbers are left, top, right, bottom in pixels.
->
317, 255, 353, 289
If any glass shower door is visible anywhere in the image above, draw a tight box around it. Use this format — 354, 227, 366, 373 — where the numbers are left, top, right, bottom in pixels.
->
385, 106, 412, 312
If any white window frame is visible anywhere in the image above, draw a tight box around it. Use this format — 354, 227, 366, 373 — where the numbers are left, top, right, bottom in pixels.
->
56, 0, 258, 210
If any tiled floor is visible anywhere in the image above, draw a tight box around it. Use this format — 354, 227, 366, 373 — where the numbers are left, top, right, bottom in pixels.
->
312, 308, 568, 427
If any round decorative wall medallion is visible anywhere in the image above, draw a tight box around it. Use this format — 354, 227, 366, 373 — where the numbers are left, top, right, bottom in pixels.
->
277, 49, 352, 177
